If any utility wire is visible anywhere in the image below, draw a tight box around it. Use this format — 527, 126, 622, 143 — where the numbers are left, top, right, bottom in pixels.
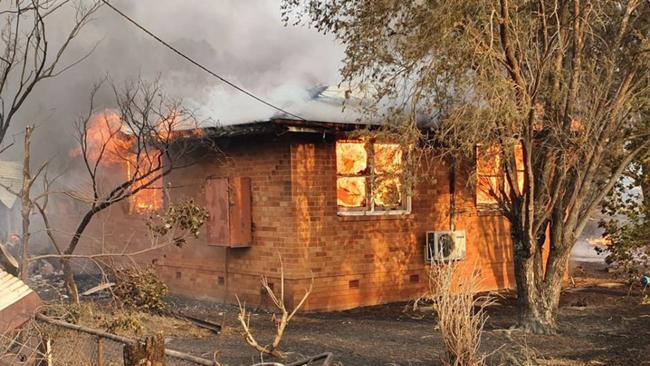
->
101, 0, 306, 121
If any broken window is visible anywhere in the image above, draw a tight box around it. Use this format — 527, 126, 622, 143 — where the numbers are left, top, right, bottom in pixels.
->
127, 151, 164, 213
476, 143, 525, 209
336, 140, 409, 214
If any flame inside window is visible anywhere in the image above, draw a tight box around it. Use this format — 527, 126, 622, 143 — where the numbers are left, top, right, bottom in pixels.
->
373, 176, 402, 207
337, 177, 367, 207
336, 140, 405, 211
127, 152, 163, 213
336, 141, 367, 175
373, 143, 403, 207
336, 141, 368, 208
373, 143, 402, 175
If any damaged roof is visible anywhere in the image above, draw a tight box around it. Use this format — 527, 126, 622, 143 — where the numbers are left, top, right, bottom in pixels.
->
198, 118, 379, 139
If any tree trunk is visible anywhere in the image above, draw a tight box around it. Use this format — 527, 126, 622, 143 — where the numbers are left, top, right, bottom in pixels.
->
20, 126, 33, 281
60, 208, 99, 305
512, 233, 572, 334
61, 259, 80, 304
124, 335, 165, 366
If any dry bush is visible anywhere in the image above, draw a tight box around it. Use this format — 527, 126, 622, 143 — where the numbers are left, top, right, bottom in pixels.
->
237, 258, 313, 359
423, 262, 495, 366
101, 311, 145, 334
0, 320, 49, 365
112, 265, 169, 313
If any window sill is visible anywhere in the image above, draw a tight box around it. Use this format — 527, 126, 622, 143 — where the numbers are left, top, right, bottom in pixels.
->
476, 206, 505, 216
337, 210, 413, 221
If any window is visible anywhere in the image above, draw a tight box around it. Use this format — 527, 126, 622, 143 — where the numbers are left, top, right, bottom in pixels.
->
336, 140, 410, 215
127, 152, 164, 213
476, 143, 525, 209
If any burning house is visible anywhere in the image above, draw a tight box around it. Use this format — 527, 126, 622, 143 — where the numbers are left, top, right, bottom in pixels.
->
71, 108, 531, 311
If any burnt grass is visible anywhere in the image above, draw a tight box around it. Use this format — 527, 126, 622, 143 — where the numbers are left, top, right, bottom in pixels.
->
158, 262, 650, 366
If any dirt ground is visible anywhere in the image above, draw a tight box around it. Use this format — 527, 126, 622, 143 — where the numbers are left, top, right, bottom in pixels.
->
147, 261, 650, 366
29, 261, 649, 365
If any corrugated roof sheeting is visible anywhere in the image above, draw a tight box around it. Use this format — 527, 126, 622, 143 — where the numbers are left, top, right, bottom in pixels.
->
0, 270, 31, 311
0, 269, 41, 332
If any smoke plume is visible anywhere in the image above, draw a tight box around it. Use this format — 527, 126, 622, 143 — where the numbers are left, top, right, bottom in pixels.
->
8, 0, 345, 162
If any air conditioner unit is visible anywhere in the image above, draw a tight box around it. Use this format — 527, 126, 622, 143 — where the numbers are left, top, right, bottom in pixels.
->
425, 230, 467, 262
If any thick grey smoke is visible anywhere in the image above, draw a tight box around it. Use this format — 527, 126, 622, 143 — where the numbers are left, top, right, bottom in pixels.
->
9, 0, 346, 163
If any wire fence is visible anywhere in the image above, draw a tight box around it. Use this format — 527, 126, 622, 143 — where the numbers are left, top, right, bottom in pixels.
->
0, 315, 217, 366
1, 315, 334, 366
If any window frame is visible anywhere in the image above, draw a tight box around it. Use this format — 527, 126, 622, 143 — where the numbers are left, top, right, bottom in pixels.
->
126, 153, 164, 215
336, 139, 412, 217
475, 143, 525, 212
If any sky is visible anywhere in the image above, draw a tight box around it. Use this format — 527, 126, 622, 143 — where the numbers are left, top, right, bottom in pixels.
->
8, 0, 346, 162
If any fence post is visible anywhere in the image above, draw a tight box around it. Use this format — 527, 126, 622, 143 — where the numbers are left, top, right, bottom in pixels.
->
123, 334, 165, 366
97, 337, 104, 366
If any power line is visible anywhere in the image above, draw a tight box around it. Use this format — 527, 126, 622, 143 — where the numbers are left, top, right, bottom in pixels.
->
100, 0, 306, 121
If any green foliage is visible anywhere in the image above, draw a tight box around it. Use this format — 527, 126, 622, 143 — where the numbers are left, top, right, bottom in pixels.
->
146, 199, 209, 247
599, 178, 650, 281
285, 0, 650, 334
112, 266, 168, 313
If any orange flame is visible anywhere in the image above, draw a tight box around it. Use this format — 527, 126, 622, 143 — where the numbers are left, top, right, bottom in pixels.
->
335, 141, 404, 208
156, 110, 205, 141
127, 151, 163, 213
68, 110, 132, 166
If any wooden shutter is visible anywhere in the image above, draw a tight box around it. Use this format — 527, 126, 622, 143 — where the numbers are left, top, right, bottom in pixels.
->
205, 177, 252, 247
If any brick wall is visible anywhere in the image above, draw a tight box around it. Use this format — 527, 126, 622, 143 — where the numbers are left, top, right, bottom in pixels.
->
287, 136, 516, 311
72, 132, 519, 311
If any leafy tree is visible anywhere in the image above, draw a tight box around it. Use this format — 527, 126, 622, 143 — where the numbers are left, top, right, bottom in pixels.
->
599, 157, 650, 282
283, 0, 650, 333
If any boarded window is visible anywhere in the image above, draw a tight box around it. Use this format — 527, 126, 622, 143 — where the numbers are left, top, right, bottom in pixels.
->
336, 140, 408, 214
127, 152, 163, 213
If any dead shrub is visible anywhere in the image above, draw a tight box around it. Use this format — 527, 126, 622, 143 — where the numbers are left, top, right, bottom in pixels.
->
237, 257, 313, 359
112, 265, 168, 313
422, 262, 495, 366
101, 311, 144, 334
39, 302, 96, 324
